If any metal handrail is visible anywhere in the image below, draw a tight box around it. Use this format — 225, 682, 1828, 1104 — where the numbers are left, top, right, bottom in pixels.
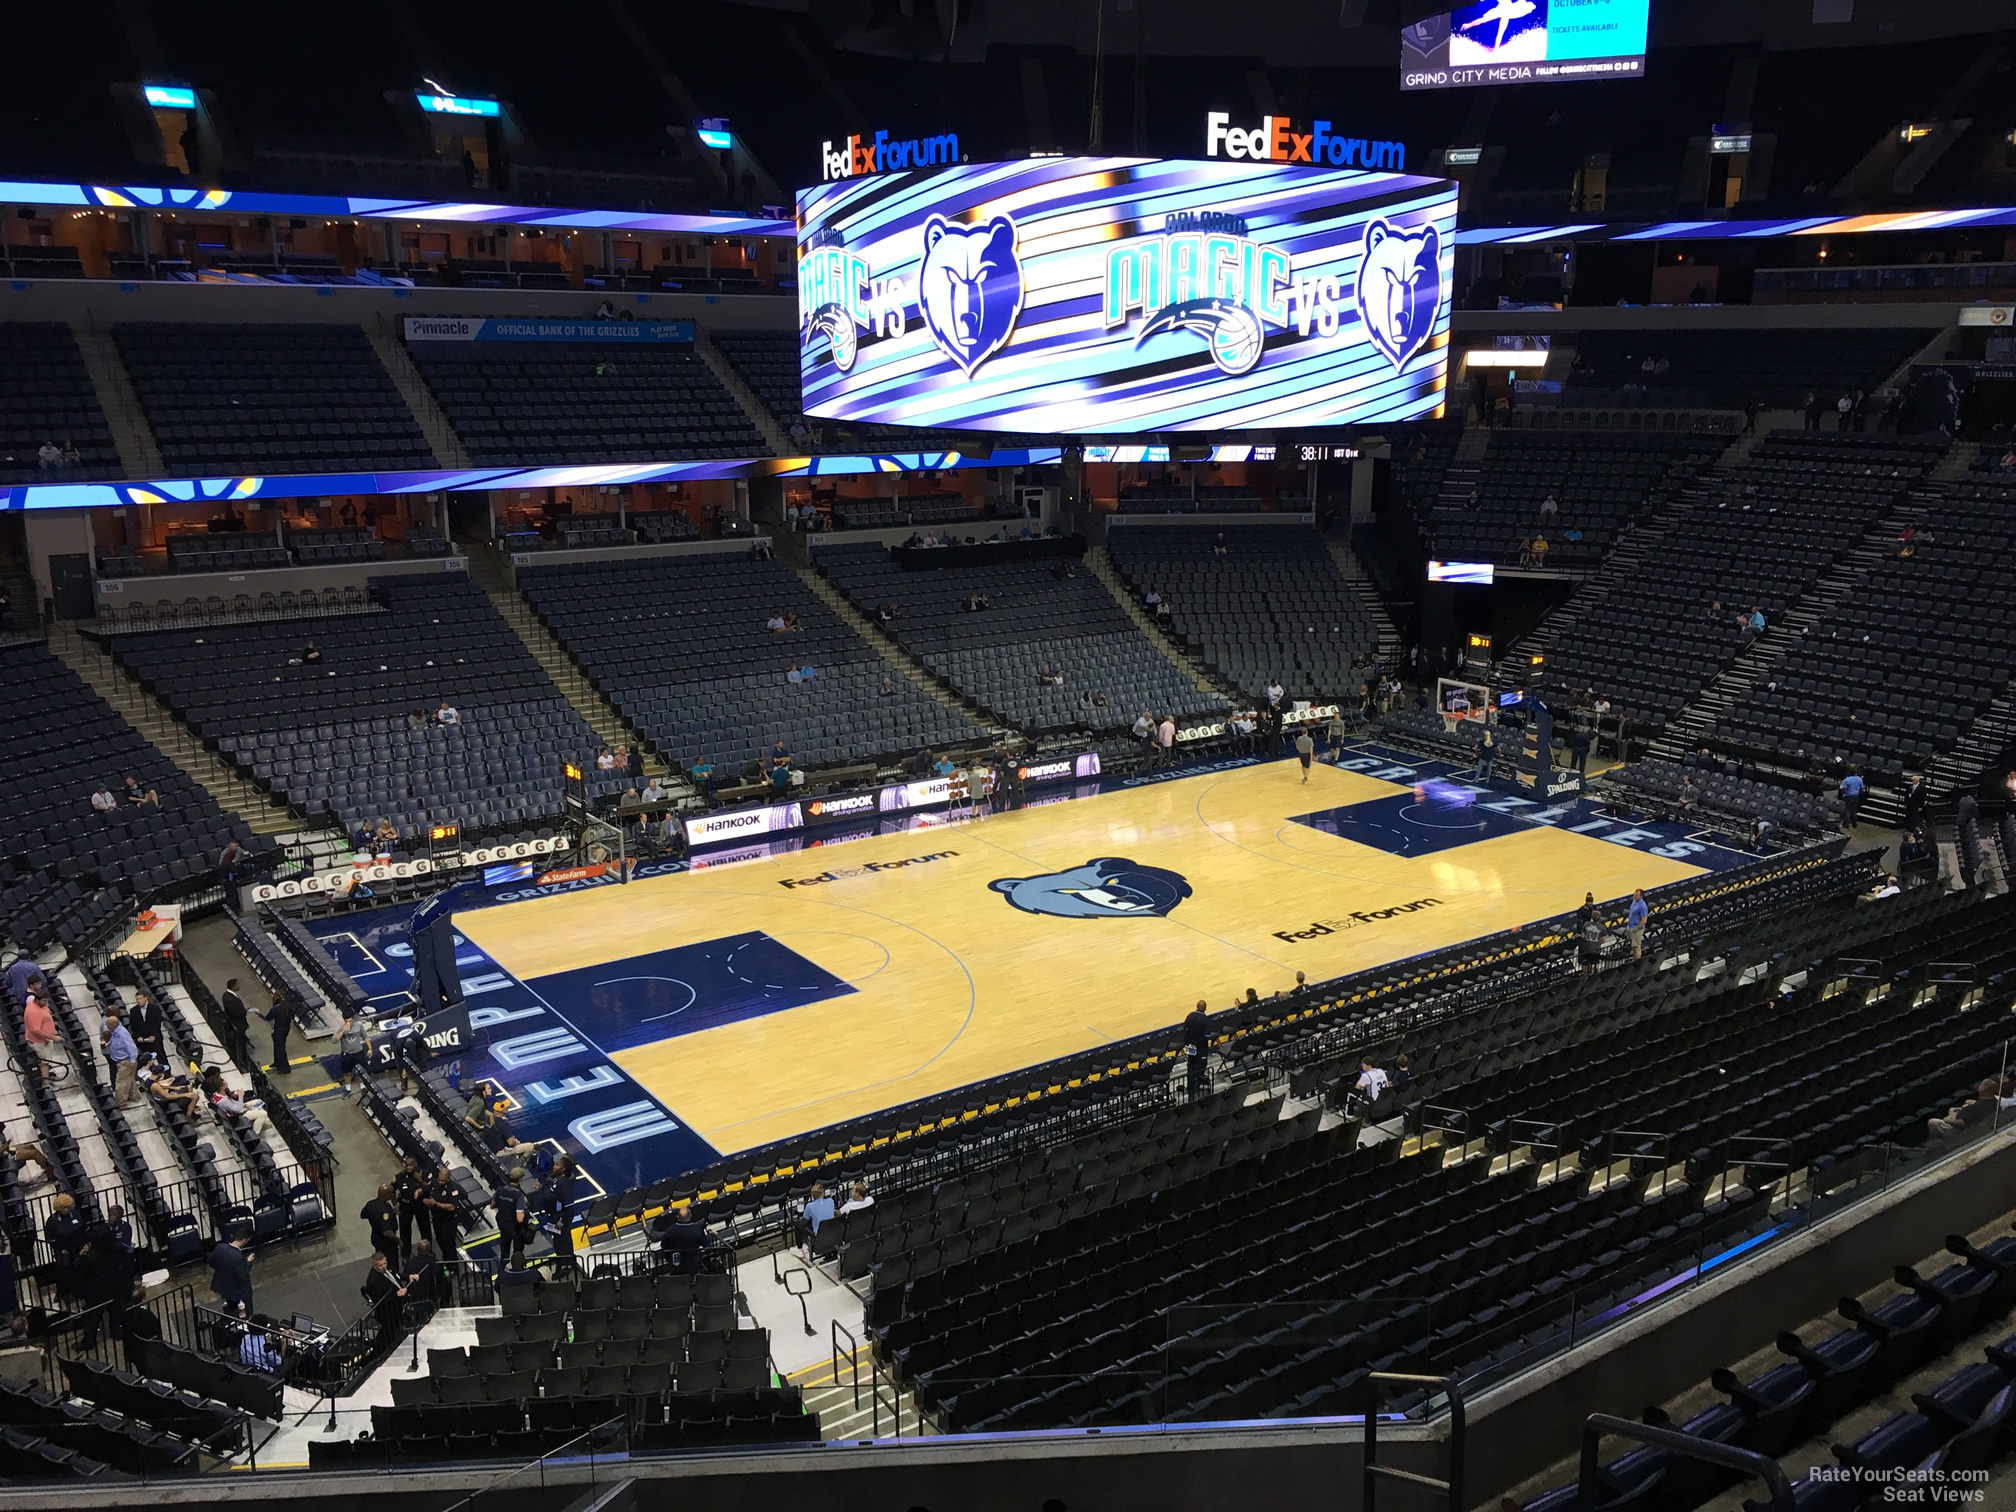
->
1363, 1370, 1464, 1512
1579, 1413, 1793, 1512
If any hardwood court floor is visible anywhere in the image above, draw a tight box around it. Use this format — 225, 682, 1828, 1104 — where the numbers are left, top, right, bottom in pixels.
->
456, 759, 1705, 1157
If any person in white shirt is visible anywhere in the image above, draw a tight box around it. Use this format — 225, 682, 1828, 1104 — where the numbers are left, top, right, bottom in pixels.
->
1355, 1056, 1390, 1101
90, 784, 118, 814
595, 748, 616, 772
435, 700, 459, 725
1265, 679, 1285, 708
1131, 712, 1154, 744
837, 1181, 874, 1215
1156, 716, 1175, 761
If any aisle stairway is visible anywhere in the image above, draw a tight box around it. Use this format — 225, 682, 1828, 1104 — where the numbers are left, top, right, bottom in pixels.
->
463, 544, 674, 780
1083, 544, 1233, 703
45, 622, 294, 834
1322, 533, 1404, 665
793, 561, 1007, 732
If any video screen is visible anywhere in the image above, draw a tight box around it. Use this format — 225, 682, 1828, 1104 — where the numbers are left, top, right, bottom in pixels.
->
797, 157, 1455, 433
1428, 560, 1495, 584
1401, 0, 1651, 92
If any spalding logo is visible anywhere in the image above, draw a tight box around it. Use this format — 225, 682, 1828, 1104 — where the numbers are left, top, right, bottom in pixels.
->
1355, 217, 1441, 371
990, 857, 1193, 920
919, 213, 1023, 374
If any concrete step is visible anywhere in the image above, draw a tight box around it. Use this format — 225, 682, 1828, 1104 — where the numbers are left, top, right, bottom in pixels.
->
696, 326, 791, 458
72, 328, 164, 476
793, 561, 998, 726
462, 545, 675, 780
1323, 534, 1403, 656
45, 624, 296, 834
365, 326, 471, 468
1084, 544, 1234, 701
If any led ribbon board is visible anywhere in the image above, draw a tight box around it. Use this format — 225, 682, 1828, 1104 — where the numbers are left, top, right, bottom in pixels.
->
797, 156, 1455, 434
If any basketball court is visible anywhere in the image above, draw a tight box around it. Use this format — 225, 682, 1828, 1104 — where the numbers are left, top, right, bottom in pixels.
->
309, 744, 1754, 1191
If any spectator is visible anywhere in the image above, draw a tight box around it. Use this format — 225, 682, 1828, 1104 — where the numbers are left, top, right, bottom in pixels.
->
37, 440, 60, 469
1156, 714, 1176, 763
219, 977, 250, 1055
1835, 392, 1853, 430
1531, 535, 1549, 568
1574, 891, 1597, 931
1538, 494, 1558, 519
434, 699, 460, 726
1, 1127, 54, 1187
1625, 888, 1649, 961
125, 989, 163, 1064
336, 1014, 371, 1098
136, 1054, 203, 1120
122, 775, 159, 807
203, 1068, 271, 1133
1182, 1000, 1212, 1101
768, 761, 794, 796
1901, 773, 1927, 831
1578, 913, 1604, 975
595, 746, 617, 773
373, 818, 399, 856
796, 1183, 836, 1252
464, 1087, 499, 1138
44, 1194, 85, 1296
1568, 721, 1592, 775
262, 990, 296, 1076
1265, 677, 1285, 708
1802, 390, 1821, 430
22, 979, 61, 1078
1390, 1054, 1413, 1093
210, 1233, 254, 1317
361, 1183, 401, 1264
301, 640, 322, 664
1838, 766, 1865, 831
102, 1010, 140, 1108
1928, 1079, 2001, 1140
239, 1323, 285, 1375
877, 603, 897, 626
90, 783, 118, 814
783, 611, 801, 631
1679, 773, 1700, 810
1899, 826, 1937, 888
838, 1181, 875, 1216
1355, 1056, 1390, 1102
656, 1202, 707, 1273
218, 837, 245, 888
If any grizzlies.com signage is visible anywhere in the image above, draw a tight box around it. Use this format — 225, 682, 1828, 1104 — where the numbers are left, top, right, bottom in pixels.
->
797, 156, 1454, 434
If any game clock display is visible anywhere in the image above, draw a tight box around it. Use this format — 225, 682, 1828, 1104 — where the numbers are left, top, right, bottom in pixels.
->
796, 156, 1456, 434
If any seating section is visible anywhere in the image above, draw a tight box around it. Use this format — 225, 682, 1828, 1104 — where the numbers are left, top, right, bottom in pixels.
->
1515, 1229, 2016, 1511
289, 528, 386, 565
0, 322, 121, 484
629, 511, 700, 545
108, 574, 609, 835
0, 643, 247, 948
1701, 475, 2016, 786
1564, 329, 1937, 409
869, 889, 2015, 1434
1104, 524, 1382, 703
517, 555, 982, 775
830, 491, 987, 532
1115, 484, 1305, 515
313, 1269, 818, 1464
0, 1375, 207, 1475
165, 531, 289, 574
1426, 432, 1724, 570
818, 543, 1226, 734
1601, 756, 1839, 834
711, 329, 804, 433
408, 335, 763, 463
114, 324, 434, 474
1539, 434, 1944, 730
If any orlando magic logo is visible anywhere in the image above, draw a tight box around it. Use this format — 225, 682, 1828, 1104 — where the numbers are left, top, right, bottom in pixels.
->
918, 214, 1023, 375
990, 858, 1193, 920
1355, 218, 1441, 371
1134, 299, 1266, 377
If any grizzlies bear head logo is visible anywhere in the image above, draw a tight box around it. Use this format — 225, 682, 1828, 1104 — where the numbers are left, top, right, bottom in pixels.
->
1355, 217, 1441, 372
990, 857, 1193, 920
919, 213, 1023, 375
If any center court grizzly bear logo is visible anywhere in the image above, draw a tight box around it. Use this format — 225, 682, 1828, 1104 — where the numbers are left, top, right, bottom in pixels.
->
990, 858, 1193, 920
919, 213, 1023, 374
